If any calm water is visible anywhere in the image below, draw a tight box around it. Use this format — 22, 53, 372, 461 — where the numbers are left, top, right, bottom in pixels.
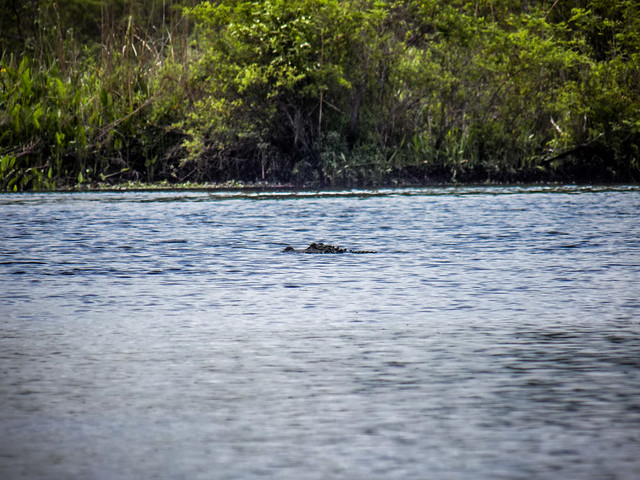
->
1, 186, 639, 479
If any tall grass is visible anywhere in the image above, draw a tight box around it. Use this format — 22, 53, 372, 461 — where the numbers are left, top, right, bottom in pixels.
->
0, 0, 192, 191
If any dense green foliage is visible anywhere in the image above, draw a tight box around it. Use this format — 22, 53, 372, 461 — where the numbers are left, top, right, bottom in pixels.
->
0, 0, 193, 190
1, 0, 639, 190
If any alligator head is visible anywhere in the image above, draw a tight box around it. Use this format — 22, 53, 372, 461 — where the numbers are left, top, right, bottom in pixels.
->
282, 242, 376, 254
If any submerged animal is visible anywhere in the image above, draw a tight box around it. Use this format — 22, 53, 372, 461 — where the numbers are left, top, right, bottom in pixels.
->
282, 242, 376, 254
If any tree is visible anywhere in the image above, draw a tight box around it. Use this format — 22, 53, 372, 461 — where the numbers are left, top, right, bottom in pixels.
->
180, 0, 396, 183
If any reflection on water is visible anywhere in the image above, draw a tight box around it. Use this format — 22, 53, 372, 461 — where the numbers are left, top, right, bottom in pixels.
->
1, 186, 639, 479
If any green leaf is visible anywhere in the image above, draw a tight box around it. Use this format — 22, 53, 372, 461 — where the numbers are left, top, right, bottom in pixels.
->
33, 105, 43, 129
55, 131, 65, 146
55, 77, 66, 98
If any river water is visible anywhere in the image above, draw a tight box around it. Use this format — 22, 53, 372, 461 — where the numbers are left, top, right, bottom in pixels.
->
1, 186, 639, 479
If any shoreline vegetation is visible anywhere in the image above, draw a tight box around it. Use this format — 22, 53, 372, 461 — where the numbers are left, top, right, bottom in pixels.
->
8, 179, 637, 195
1, 0, 639, 192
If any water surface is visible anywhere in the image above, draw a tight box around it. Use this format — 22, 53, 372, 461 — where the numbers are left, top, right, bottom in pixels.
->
1, 186, 639, 479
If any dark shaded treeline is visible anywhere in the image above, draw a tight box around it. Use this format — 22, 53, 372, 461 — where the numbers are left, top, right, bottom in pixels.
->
1, 0, 638, 190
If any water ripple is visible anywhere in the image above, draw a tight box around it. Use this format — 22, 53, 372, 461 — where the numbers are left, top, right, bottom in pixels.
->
1, 186, 639, 479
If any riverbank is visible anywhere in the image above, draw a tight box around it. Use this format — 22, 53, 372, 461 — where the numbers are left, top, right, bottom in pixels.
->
15, 179, 635, 195
2, 1, 638, 192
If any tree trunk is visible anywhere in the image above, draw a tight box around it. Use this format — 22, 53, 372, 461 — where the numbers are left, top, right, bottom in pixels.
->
347, 48, 371, 147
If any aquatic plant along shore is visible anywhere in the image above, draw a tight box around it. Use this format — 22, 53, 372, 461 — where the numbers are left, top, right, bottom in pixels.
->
1, 0, 639, 191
